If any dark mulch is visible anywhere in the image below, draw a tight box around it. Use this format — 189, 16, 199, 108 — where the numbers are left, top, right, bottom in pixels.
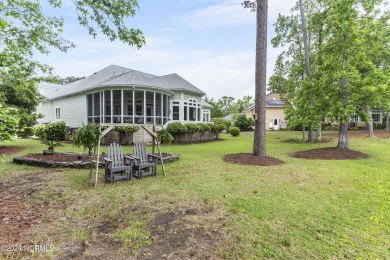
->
22, 153, 102, 163
224, 153, 284, 166
291, 147, 369, 160
0, 146, 24, 156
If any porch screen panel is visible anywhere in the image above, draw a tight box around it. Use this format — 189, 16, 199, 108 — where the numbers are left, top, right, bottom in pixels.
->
163, 95, 170, 124
135, 91, 144, 124
104, 90, 111, 123
155, 93, 162, 125
113, 90, 121, 123
146, 91, 154, 124
123, 90, 133, 123
93, 92, 101, 123
87, 94, 92, 123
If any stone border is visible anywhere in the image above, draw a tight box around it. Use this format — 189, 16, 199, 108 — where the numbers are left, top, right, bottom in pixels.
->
13, 153, 180, 168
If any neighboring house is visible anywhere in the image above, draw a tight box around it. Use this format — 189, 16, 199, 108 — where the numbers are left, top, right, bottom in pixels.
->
37, 65, 212, 130
244, 93, 287, 130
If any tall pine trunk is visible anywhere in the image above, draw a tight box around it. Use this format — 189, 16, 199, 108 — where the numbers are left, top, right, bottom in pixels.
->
253, 0, 268, 157
366, 105, 375, 138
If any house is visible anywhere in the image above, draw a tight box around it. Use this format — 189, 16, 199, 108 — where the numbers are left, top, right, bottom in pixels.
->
37, 65, 212, 132
243, 93, 287, 130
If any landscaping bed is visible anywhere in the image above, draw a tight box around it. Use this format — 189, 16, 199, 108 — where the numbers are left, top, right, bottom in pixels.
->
0, 146, 24, 156
291, 147, 369, 160
224, 153, 284, 166
13, 153, 179, 168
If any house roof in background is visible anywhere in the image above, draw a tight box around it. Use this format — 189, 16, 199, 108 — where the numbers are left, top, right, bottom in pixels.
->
46, 64, 205, 100
244, 93, 285, 111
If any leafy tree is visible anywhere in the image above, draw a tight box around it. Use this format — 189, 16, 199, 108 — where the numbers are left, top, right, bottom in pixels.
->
204, 96, 224, 118
41, 121, 66, 151
0, 104, 19, 144
236, 95, 254, 112
73, 123, 100, 157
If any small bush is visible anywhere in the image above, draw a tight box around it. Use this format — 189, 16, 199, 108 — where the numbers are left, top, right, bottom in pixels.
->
233, 114, 254, 131
157, 129, 174, 144
34, 125, 46, 139
210, 123, 225, 139
114, 126, 139, 145
198, 123, 211, 140
186, 124, 200, 141
18, 127, 34, 138
41, 121, 67, 151
73, 123, 100, 156
230, 127, 240, 137
167, 122, 187, 143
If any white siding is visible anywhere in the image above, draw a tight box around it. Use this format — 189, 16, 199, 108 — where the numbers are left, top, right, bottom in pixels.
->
51, 95, 87, 127
37, 102, 52, 124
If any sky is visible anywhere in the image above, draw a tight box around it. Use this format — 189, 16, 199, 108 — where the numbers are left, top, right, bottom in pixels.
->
38, 0, 293, 100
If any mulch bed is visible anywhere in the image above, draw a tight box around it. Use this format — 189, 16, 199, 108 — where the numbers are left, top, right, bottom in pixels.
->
224, 153, 284, 166
22, 153, 96, 163
291, 147, 369, 160
0, 146, 24, 156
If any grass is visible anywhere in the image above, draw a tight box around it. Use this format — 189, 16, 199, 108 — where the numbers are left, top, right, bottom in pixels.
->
1, 131, 389, 259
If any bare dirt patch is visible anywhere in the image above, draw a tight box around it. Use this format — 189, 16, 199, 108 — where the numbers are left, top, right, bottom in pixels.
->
136, 205, 229, 259
0, 146, 24, 156
291, 147, 369, 160
224, 153, 284, 166
21, 153, 97, 163
324, 130, 390, 139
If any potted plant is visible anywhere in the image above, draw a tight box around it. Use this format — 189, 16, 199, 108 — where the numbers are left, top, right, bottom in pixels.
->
72, 123, 100, 157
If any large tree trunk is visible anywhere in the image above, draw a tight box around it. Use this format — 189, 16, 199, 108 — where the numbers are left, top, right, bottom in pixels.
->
337, 120, 349, 149
299, 0, 314, 142
253, 0, 268, 157
366, 105, 375, 138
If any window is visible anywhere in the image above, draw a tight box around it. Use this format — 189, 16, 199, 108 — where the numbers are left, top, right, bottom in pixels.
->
55, 107, 61, 120
173, 104, 179, 120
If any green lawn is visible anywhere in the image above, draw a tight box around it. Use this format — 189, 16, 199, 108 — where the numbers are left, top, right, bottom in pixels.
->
1, 131, 389, 259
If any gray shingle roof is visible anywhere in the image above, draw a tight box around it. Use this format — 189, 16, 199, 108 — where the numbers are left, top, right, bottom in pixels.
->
152, 73, 205, 95
46, 64, 205, 100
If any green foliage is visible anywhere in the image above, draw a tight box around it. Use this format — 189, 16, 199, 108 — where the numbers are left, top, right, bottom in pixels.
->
18, 126, 34, 138
0, 0, 145, 98
34, 125, 46, 139
166, 122, 187, 134
0, 104, 19, 144
211, 118, 231, 129
157, 129, 174, 144
233, 114, 254, 131
229, 127, 240, 137
167, 122, 187, 143
41, 121, 66, 150
209, 123, 225, 139
185, 124, 200, 141
114, 126, 139, 144
197, 123, 211, 141
73, 124, 100, 156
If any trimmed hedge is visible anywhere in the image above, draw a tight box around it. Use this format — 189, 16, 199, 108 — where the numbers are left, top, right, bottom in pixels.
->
230, 127, 240, 137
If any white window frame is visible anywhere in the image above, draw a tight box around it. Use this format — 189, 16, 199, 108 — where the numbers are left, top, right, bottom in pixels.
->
55, 107, 61, 120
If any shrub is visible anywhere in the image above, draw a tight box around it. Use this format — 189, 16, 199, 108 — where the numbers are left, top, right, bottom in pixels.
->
114, 126, 139, 145
185, 124, 200, 141
229, 127, 240, 137
157, 129, 174, 144
34, 125, 46, 139
0, 105, 19, 144
73, 123, 100, 156
198, 123, 210, 140
233, 114, 254, 131
41, 121, 66, 151
211, 118, 231, 130
210, 123, 225, 139
18, 127, 34, 138
167, 122, 187, 143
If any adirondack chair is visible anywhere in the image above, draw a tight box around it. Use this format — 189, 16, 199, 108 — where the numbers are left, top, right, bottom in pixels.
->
132, 142, 159, 179
104, 143, 134, 183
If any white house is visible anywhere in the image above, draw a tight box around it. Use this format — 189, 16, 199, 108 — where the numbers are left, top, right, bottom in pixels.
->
37, 65, 212, 129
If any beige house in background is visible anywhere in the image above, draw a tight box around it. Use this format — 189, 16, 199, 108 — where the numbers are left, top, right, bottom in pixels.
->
244, 93, 287, 130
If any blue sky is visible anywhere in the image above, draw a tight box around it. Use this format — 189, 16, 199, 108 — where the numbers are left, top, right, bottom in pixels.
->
39, 0, 292, 99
